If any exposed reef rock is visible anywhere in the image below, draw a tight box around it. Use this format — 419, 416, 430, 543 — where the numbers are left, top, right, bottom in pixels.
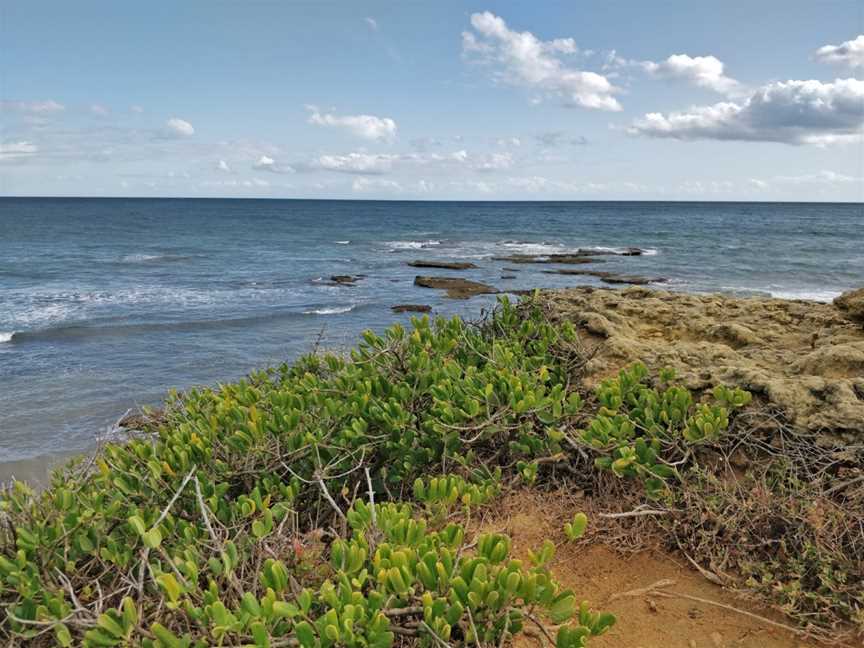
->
414, 276, 498, 299
540, 286, 864, 439
407, 260, 478, 270
328, 275, 364, 286
835, 287, 864, 326
391, 304, 433, 313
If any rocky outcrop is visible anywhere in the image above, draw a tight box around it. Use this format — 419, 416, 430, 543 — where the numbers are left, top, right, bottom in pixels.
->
835, 287, 864, 326
391, 304, 432, 313
414, 276, 498, 299
540, 287, 864, 439
407, 260, 478, 270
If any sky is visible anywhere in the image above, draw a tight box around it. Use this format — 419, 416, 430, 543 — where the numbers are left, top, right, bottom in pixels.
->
1, 1, 863, 201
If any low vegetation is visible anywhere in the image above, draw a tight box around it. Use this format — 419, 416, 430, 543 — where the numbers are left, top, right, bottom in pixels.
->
1, 295, 860, 645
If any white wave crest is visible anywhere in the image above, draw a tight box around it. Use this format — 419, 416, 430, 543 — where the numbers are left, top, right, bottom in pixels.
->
384, 240, 441, 251
335, 240, 351, 245
0, 331, 15, 343
303, 305, 355, 315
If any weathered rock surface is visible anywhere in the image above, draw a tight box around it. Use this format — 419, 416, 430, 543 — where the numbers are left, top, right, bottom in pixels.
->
414, 276, 498, 299
407, 260, 478, 270
835, 287, 864, 325
540, 287, 864, 439
391, 304, 432, 313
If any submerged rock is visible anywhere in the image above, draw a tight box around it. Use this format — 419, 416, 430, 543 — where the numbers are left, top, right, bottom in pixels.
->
407, 260, 478, 270
329, 275, 363, 286
542, 269, 666, 285
391, 304, 432, 313
414, 276, 498, 299
492, 254, 601, 265
835, 287, 864, 325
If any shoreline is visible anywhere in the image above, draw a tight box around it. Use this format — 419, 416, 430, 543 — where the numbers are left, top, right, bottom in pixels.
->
2, 285, 862, 644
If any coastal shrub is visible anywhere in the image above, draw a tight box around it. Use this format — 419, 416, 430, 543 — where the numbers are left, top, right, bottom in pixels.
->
5, 292, 813, 645
578, 364, 752, 495
0, 297, 615, 646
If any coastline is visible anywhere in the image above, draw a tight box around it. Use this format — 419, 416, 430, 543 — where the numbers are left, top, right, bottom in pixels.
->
2, 285, 862, 645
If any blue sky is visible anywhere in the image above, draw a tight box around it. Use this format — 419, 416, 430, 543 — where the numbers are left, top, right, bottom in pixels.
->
1, 1, 862, 200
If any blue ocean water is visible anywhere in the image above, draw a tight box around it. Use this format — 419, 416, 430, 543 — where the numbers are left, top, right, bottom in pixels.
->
1, 198, 862, 479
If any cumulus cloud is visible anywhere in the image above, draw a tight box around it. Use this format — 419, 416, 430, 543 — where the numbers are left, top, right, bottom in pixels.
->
90, 104, 110, 117
641, 54, 740, 94
216, 159, 232, 173
365, 17, 378, 31
815, 35, 864, 68
628, 78, 864, 145
462, 12, 621, 111
253, 155, 294, 174
1, 99, 65, 114
0, 141, 38, 160
307, 107, 397, 141
164, 117, 195, 138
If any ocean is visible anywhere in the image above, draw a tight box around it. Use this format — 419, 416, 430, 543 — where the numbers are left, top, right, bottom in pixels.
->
1, 198, 862, 481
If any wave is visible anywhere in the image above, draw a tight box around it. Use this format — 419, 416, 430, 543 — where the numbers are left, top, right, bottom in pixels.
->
116, 253, 200, 264
303, 305, 355, 315
719, 286, 841, 303
0, 331, 14, 343
384, 240, 442, 251
335, 240, 351, 245
5, 310, 320, 344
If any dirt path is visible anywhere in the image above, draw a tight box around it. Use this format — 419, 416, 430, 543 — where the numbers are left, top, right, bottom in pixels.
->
482, 491, 818, 648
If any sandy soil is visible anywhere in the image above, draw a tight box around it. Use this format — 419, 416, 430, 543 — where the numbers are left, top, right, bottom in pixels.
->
483, 491, 819, 648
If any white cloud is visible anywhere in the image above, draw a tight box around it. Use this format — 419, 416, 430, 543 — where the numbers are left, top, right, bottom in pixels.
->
774, 170, 858, 184
307, 107, 397, 141
90, 104, 110, 117
815, 35, 864, 68
131, 105, 144, 114
365, 17, 378, 31
1, 100, 65, 114
641, 54, 740, 95
628, 78, 864, 145
308, 149, 516, 175
535, 131, 588, 147
495, 137, 521, 147
216, 159, 232, 173
253, 155, 294, 174
314, 153, 395, 174
352, 177, 402, 193
0, 141, 38, 159
164, 117, 195, 137
473, 152, 514, 172
462, 12, 621, 111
